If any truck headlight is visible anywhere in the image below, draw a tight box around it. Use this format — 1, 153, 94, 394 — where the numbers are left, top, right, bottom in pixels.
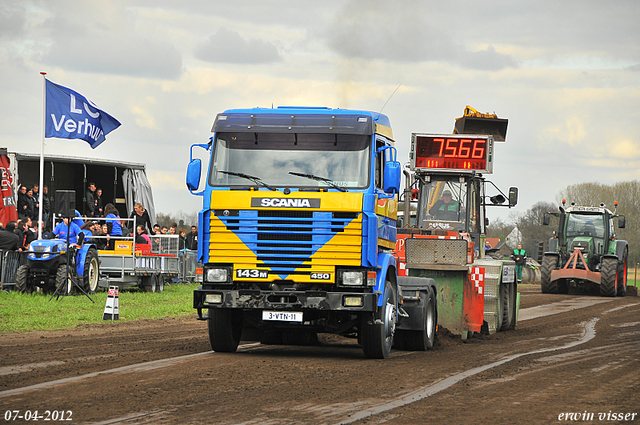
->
205, 267, 229, 283
341, 270, 365, 286
205, 293, 223, 304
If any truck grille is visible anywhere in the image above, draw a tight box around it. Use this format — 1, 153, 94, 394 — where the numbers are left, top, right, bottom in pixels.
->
210, 209, 362, 278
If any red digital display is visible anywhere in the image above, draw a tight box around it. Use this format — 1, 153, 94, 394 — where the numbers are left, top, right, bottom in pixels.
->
412, 135, 492, 173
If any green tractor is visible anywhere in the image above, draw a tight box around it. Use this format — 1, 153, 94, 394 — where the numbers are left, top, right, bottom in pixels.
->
541, 202, 627, 297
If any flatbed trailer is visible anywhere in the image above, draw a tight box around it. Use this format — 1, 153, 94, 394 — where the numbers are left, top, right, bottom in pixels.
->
96, 218, 180, 292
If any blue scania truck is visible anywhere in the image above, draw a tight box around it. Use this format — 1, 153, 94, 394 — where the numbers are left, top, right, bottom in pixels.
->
187, 107, 437, 359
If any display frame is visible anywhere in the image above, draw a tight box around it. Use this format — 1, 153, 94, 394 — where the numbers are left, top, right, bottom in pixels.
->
409, 133, 494, 174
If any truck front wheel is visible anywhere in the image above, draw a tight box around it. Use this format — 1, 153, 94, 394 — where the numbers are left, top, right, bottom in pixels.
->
207, 308, 243, 352
361, 279, 396, 359
16, 265, 32, 294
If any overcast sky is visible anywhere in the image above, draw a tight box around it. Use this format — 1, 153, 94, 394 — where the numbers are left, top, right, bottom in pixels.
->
1, 0, 639, 222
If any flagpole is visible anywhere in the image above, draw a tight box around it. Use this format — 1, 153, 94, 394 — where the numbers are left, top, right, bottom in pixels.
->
38, 71, 47, 240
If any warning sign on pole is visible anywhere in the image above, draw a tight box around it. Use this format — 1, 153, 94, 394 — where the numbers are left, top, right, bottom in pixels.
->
103, 286, 120, 320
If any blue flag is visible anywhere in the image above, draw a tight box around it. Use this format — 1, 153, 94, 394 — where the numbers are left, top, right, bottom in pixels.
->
45, 80, 121, 149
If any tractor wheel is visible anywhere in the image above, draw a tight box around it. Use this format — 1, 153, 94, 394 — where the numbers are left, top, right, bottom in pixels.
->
500, 283, 514, 331
541, 255, 559, 294
496, 282, 504, 331
616, 248, 628, 297
361, 279, 396, 359
82, 248, 100, 294
600, 258, 618, 297
207, 308, 243, 352
402, 286, 437, 351
15, 265, 32, 294
55, 265, 73, 295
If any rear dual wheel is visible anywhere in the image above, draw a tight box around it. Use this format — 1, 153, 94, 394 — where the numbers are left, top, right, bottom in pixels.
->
396, 286, 437, 351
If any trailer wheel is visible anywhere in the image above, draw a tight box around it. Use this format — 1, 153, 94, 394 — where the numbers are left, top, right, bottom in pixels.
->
15, 265, 32, 294
55, 265, 73, 295
600, 258, 617, 297
207, 308, 243, 352
541, 255, 559, 294
143, 275, 157, 292
616, 248, 628, 297
361, 279, 396, 359
82, 248, 100, 294
157, 275, 164, 293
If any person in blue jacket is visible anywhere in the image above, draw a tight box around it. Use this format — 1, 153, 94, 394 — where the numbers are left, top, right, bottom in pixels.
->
103, 203, 122, 249
53, 217, 82, 245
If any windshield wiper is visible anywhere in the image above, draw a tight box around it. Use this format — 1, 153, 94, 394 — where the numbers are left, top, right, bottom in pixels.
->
288, 172, 346, 192
218, 171, 276, 191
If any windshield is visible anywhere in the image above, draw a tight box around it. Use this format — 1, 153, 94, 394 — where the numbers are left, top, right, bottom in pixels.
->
566, 213, 605, 238
209, 132, 370, 189
417, 179, 467, 229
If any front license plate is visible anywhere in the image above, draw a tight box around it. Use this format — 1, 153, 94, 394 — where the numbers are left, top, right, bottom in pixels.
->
262, 311, 303, 322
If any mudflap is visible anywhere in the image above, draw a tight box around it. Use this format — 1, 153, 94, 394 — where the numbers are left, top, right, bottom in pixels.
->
397, 276, 435, 331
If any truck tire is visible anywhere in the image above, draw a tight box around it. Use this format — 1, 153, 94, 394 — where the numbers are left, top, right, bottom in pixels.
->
207, 308, 243, 352
55, 265, 73, 295
82, 248, 100, 294
361, 279, 396, 359
15, 265, 32, 294
541, 255, 559, 294
616, 248, 628, 297
401, 286, 437, 351
600, 258, 617, 297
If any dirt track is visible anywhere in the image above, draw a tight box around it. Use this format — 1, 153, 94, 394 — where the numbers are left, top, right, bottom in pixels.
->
1, 285, 639, 424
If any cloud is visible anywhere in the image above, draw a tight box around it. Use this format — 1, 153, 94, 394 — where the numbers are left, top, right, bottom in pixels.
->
327, 1, 516, 71
0, 4, 26, 39
195, 28, 282, 64
40, 3, 183, 79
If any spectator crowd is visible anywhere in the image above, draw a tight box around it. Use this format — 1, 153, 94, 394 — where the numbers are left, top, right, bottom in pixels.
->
0, 182, 198, 253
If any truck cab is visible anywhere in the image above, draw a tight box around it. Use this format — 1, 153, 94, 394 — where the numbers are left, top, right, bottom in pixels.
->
187, 107, 437, 359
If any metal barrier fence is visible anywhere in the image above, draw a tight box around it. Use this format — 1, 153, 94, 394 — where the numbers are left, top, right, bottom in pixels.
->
179, 250, 202, 283
0, 250, 29, 290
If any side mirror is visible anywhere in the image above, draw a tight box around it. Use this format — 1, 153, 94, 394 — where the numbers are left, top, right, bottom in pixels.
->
186, 159, 202, 192
508, 187, 518, 207
543, 213, 550, 226
618, 215, 626, 229
384, 160, 401, 195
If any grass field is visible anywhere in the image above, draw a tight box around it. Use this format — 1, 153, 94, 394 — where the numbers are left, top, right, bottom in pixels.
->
0, 283, 199, 334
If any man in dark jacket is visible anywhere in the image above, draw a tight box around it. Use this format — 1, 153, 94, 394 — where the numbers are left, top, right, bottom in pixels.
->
185, 225, 198, 250
86, 182, 96, 217
0, 221, 20, 251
